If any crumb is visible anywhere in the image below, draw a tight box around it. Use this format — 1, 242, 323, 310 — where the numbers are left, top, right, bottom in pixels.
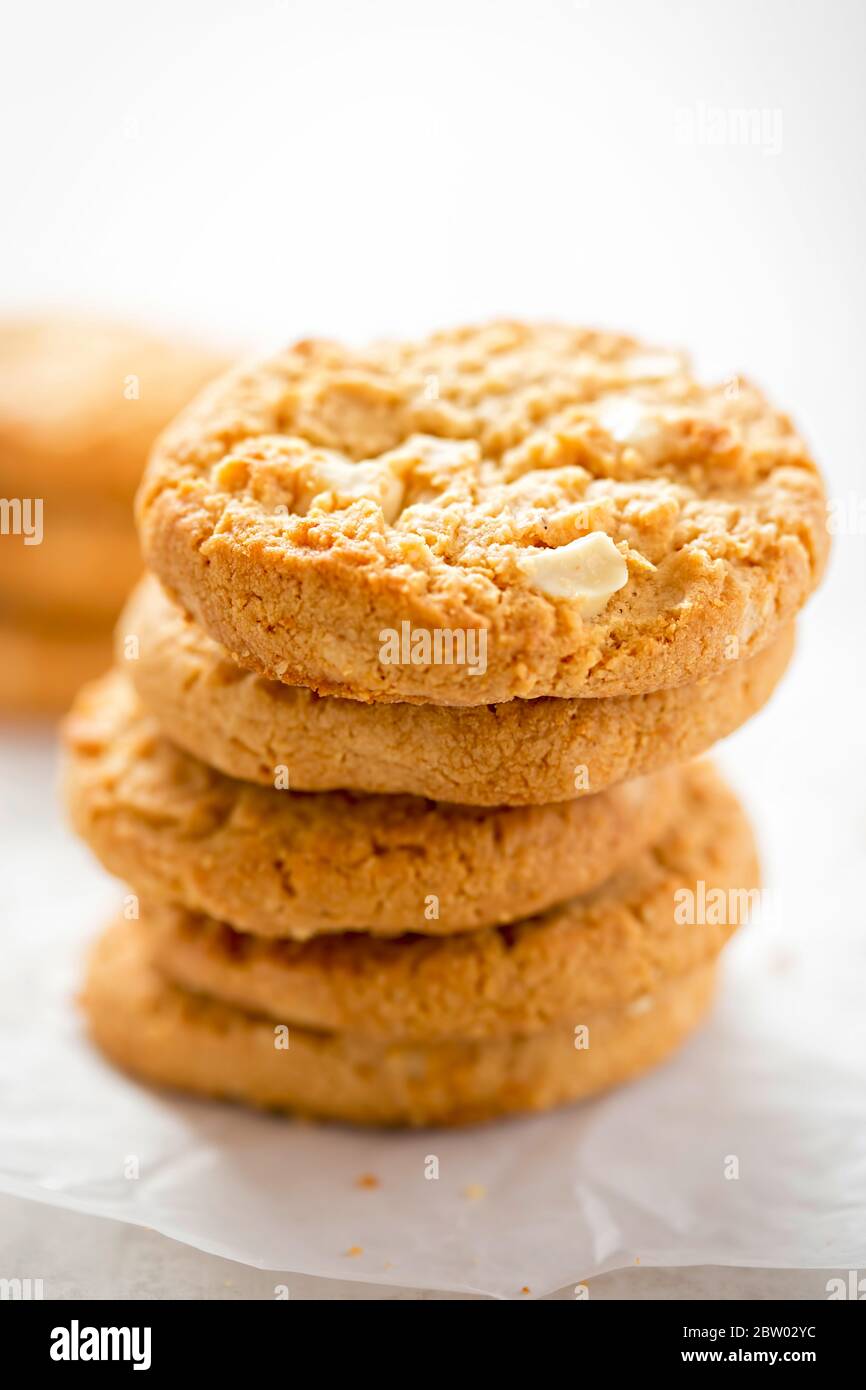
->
462, 1183, 486, 1200
635, 1256, 641, 1265
521, 1286, 531, 1295
355, 1173, 380, 1190
346, 1245, 363, 1258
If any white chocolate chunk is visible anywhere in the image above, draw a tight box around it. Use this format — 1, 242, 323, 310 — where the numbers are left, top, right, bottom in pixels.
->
594, 395, 684, 460
303, 436, 478, 525
305, 454, 360, 492
595, 396, 652, 444
304, 454, 404, 524
519, 531, 628, 617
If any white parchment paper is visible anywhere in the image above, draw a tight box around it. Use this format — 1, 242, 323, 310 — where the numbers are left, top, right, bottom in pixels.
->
1, 619, 865, 1299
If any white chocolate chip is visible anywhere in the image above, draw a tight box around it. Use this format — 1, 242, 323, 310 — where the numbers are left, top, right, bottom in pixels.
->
595, 396, 651, 444
302, 435, 479, 525
594, 395, 684, 460
305, 454, 359, 492
304, 454, 404, 524
518, 531, 628, 617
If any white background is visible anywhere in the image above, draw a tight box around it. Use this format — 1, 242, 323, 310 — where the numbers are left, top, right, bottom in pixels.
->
1, 0, 864, 1299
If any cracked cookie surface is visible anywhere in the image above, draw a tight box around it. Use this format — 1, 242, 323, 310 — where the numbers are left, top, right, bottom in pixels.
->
137, 320, 828, 704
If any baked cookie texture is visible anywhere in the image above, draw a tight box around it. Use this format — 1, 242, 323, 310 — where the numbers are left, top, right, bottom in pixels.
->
82, 916, 718, 1127
137, 321, 828, 705
67, 318, 810, 1128
62, 668, 680, 937
147, 761, 758, 1041
121, 575, 795, 805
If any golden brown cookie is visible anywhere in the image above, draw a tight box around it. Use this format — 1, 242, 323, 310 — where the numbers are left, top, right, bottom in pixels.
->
0, 505, 140, 623
0, 316, 228, 715
121, 575, 794, 805
137, 321, 828, 706
62, 668, 680, 938
82, 916, 718, 1126
0, 615, 113, 717
147, 761, 757, 1040
0, 316, 226, 507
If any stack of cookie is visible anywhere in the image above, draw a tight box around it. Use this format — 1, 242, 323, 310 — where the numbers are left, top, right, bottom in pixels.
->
65, 323, 828, 1126
0, 318, 222, 715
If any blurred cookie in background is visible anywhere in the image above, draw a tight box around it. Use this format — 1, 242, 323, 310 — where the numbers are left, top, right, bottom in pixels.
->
0, 316, 227, 715
0, 614, 113, 717
0, 506, 140, 623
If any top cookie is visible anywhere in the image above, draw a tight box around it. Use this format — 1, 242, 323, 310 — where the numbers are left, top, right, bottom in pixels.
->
0, 317, 225, 507
137, 321, 829, 704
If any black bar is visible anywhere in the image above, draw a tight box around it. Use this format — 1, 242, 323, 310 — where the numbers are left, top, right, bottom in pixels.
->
2, 1297, 862, 1372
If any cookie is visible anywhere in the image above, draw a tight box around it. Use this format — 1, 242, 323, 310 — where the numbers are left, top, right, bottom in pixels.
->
0, 504, 140, 623
0, 616, 113, 717
147, 761, 757, 1040
122, 575, 795, 805
63, 669, 680, 938
0, 316, 226, 507
82, 916, 718, 1126
137, 321, 828, 706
